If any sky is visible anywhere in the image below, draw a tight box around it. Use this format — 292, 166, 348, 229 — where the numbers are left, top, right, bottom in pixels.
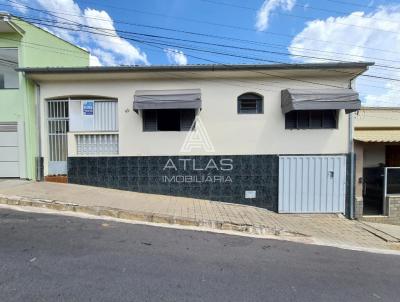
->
2, 0, 400, 106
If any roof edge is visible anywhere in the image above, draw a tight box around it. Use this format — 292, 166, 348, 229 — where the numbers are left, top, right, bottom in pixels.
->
17, 62, 374, 74
1, 12, 25, 35
355, 127, 400, 130
360, 106, 400, 110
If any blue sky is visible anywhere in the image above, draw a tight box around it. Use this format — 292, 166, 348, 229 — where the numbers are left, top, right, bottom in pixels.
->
2, 0, 400, 106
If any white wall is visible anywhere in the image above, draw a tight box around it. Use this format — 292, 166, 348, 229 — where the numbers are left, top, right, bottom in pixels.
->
39, 75, 351, 174
355, 108, 400, 128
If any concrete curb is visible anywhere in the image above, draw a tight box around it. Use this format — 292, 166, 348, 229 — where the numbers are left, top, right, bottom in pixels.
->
0, 194, 305, 238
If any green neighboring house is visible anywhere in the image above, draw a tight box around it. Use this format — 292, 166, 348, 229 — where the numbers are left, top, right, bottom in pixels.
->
0, 12, 89, 179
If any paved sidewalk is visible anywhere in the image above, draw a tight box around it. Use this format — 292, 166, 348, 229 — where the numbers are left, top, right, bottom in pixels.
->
0, 180, 400, 253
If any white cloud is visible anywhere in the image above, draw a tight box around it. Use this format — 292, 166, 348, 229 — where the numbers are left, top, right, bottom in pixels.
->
11, 0, 149, 66
91, 48, 118, 66
255, 0, 296, 31
164, 48, 188, 65
35, 0, 82, 42
89, 54, 102, 66
289, 6, 400, 107
83, 8, 148, 65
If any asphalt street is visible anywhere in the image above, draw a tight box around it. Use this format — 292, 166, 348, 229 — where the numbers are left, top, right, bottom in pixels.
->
0, 208, 399, 302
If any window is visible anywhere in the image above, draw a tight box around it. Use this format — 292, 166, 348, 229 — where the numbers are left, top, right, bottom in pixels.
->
143, 109, 196, 132
76, 134, 119, 155
238, 93, 263, 114
0, 48, 19, 89
285, 110, 337, 129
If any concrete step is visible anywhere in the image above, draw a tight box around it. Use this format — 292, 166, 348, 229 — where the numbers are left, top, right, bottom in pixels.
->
360, 215, 400, 226
360, 222, 400, 243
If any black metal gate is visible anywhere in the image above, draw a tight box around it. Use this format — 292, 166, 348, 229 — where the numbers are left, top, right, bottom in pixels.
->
363, 167, 384, 215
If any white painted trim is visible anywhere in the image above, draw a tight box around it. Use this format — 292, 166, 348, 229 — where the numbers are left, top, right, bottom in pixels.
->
17, 121, 26, 179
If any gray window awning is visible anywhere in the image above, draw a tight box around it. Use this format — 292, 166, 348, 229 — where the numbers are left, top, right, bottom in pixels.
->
133, 89, 201, 111
281, 88, 361, 114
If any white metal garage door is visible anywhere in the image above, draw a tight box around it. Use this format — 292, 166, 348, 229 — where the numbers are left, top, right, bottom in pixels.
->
0, 122, 19, 178
278, 155, 346, 213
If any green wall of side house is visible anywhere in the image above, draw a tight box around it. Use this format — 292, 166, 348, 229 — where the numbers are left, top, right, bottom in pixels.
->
0, 17, 89, 179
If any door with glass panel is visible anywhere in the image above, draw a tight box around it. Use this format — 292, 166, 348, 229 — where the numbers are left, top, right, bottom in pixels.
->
47, 100, 69, 175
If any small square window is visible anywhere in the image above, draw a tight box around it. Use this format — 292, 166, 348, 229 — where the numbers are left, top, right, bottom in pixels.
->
0, 48, 19, 89
322, 110, 337, 128
297, 111, 309, 128
143, 109, 196, 132
285, 111, 297, 129
238, 93, 263, 114
310, 111, 323, 129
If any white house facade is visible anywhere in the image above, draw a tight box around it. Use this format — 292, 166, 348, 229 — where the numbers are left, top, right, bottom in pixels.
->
20, 63, 372, 214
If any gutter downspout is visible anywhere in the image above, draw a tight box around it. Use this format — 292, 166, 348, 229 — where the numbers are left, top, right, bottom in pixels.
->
35, 82, 43, 181
348, 107, 355, 219
348, 70, 364, 219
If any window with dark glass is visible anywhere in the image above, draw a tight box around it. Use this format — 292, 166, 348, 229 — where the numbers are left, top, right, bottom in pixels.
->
237, 93, 263, 114
143, 109, 195, 131
0, 48, 19, 89
285, 110, 337, 129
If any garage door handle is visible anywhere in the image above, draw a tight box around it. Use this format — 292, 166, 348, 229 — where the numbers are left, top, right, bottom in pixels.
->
329, 171, 334, 177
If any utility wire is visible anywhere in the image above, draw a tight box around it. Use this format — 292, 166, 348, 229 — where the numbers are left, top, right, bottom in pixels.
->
72, 1, 400, 64
0, 57, 18, 65
0, 25, 390, 95
5, 0, 400, 56
201, 0, 400, 27
296, 1, 400, 24
8, 2, 400, 92
15, 13, 400, 69
25, 19, 368, 88
1, 14, 398, 104
8, 19, 400, 105
7, 9, 396, 86
325, 0, 385, 10
15, 20, 347, 89
17, 14, 400, 73
0, 36, 91, 59
10, 10, 387, 84
7, 0, 400, 65
21, 16, 400, 85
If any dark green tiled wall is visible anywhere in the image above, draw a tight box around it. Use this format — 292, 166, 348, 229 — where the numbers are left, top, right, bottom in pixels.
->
68, 155, 279, 210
